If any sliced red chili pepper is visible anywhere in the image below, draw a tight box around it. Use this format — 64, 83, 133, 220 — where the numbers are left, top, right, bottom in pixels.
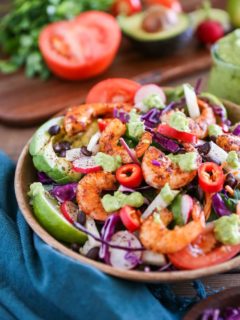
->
120, 205, 141, 232
97, 119, 112, 132
157, 124, 197, 143
116, 163, 143, 188
198, 162, 224, 193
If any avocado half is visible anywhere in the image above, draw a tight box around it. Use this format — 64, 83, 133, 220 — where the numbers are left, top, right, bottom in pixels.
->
118, 13, 192, 57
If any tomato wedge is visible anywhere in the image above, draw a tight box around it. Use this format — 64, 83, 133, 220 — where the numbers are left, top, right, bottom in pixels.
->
198, 162, 224, 193
157, 124, 197, 143
168, 229, 240, 269
86, 78, 141, 104
112, 0, 142, 16
144, 0, 182, 12
120, 206, 141, 232
60, 201, 79, 224
39, 11, 121, 80
116, 164, 143, 188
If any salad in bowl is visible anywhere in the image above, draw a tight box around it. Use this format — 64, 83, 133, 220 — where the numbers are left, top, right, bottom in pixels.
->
26, 78, 240, 274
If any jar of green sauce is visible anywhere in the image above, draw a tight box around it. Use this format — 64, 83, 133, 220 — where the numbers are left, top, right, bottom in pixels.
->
208, 29, 240, 104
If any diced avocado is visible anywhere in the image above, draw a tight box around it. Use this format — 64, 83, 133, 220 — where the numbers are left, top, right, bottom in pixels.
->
29, 116, 64, 156
94, 152, 122, 172
29, 183, 87, 244
101, 191, 144, 213
214, 214, 240, 245
118, 13, 192, 56
226, 151, 240, 170
208, 124, 223, 137
160, 183, 176, 204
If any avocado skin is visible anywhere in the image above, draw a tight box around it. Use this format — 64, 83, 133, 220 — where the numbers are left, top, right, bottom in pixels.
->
124, 27, 192, 57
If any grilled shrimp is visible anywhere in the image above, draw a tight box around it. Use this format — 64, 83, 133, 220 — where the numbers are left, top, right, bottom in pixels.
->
76, 172, 117, 221
141, 146, 201, 189
190, 99, 216, 139
139, 202, 205, 254
99, 119, 153, 163
64, 103, 132, 136
161, 100, 216, 139
216, 134, 240, 152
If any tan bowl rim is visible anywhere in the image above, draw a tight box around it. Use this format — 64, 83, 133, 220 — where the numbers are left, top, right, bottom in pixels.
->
14, 100, 240, 283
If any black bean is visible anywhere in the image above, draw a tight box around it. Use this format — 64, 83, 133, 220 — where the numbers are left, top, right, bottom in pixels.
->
197, 142, 210, 156
77, 211, 86, 225
86, 247, 100, 260
59, 141, 71, 151
71, 243, 80, 252
48, 125, 60, 136
59, 150, 66, 157
53, 142, 62, 153
81, 146, 92, 156
225, 173, 238, 189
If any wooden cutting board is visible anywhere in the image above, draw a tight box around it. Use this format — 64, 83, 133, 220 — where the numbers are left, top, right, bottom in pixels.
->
0, 39, 212, 127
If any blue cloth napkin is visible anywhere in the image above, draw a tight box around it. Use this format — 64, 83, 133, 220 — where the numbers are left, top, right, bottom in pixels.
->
0, 150, 206, 320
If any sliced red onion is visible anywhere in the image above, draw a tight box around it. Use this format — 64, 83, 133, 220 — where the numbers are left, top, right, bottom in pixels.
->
118, 185, 153, 193
109, 231, 142, 269
183, 84, 200, 119
194, 78, 202, 95
152, 160, 160, 166
74, 222, 144, 251
87, 132, 101, 153
50, 183, 78, 203
99, 214, 121, 264
120, 137, 140, 164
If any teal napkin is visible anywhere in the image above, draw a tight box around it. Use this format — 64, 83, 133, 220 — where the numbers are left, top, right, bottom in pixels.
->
0, 150, 206, 320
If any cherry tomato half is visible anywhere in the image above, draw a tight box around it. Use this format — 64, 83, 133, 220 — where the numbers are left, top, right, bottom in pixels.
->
39, 11, 121, 80
120, 205, 141, 232
60, 201, 79, 224
168, 228, 240, 269
198, 162, 224, 193
157, 124, 197, 143
86, 78, 141, 104
112, 0, 142, 16
116, 164, 143, 188
144, 0, 182, 12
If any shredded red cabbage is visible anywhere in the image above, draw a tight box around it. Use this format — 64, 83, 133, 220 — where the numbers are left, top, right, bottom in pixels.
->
141, 108, 162, 128
124, 251, 142, 266
50, 183, 78, 203
212, 193, 232, 217
113, 108, 130, 123
37, 172, 53, 184
153, 132, 181, 153
232, 124, 240, 136
74, 221, 144, 251
99, 214, 121, 264
152, 160, 160, 166
201, 307, 240, 320
120, 137, 140, 164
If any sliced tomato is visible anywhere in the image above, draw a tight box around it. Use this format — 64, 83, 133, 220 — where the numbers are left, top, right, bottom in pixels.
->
98, 119, 111, 132
157, 124, 197, 143
120, 206, 141, 232
116, 164, 143, 188
39, 11, 121, 80
198, 162, 224, 193
144, 0, 182, 12
86, 78, 141, 104
168, 229, 240, 270
112, 0, 142, 16
60, 201, 79, 224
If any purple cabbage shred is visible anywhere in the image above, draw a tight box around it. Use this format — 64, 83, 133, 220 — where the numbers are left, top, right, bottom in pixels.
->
37, 172, 53, 184
113, 108, 130, 123
212, 193, 232, 217
232, 124, 240, 137
153, 132, 180, 153
50, 183, 78, 203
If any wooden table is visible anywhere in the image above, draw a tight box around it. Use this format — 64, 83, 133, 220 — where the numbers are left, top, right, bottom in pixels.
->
1, 0, 240, 298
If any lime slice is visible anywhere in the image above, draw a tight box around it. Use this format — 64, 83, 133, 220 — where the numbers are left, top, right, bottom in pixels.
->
29, 183, 87, 244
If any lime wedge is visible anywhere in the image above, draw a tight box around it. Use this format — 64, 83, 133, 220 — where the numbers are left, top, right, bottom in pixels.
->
29, 183, 87, 244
